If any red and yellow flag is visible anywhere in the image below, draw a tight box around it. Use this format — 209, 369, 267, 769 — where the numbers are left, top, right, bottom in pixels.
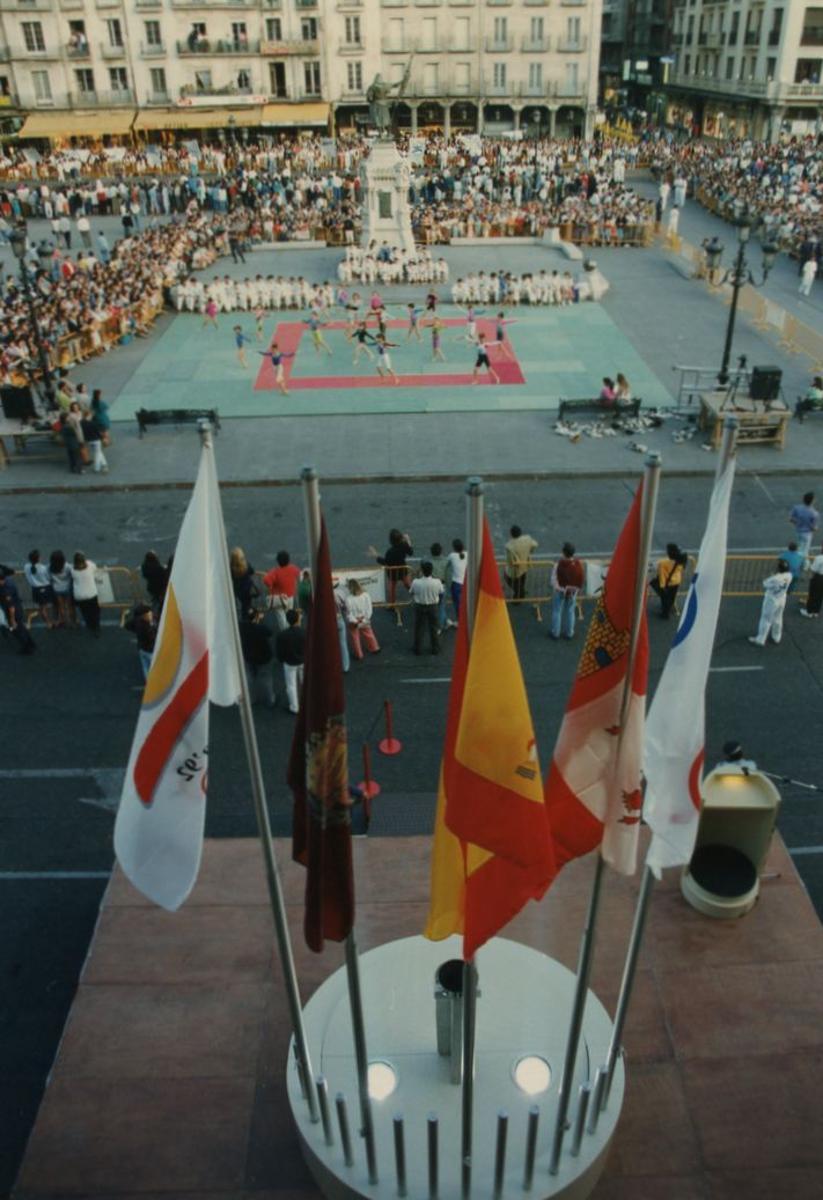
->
425, 520, 556, 960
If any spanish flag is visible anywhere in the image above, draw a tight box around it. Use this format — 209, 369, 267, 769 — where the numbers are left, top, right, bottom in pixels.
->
425, 520, 556, 961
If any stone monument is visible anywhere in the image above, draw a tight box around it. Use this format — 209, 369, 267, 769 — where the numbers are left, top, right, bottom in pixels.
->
360, 61, 416, 257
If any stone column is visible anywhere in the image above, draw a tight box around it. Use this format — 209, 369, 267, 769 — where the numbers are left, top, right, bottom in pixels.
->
548, 107, 557, 137
477, 100, 484, 134
513, 105, 522, 131
410, 103, 419, 134
444, 103, 451, 138
766, 105, 784, 143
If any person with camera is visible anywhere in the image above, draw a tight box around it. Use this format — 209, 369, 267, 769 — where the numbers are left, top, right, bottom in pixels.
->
651, 543, 688, 619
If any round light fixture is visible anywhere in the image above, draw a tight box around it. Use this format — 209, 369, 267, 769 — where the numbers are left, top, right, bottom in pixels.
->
367, 1060, 398, 1101
513, 1055, 551, 1096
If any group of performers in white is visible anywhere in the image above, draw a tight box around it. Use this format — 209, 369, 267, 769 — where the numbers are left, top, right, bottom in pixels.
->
337, 245, 449, 285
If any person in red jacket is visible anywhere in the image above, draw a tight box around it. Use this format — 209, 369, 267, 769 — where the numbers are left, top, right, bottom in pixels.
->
550, 542, 585, 640
263, 550, 301, 630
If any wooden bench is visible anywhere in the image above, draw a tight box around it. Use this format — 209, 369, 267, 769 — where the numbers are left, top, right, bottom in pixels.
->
136, 408, 221, 438
557, 397, 642, 422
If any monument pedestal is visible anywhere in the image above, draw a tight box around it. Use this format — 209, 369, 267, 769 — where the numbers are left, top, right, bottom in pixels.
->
287, 935, 624, 1200
360, 141, 416, 257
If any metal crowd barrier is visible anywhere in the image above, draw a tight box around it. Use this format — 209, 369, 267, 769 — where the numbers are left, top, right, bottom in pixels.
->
15, 565, 141, 627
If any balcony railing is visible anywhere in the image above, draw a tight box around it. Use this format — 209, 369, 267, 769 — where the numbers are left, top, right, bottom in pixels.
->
786, 81, 823, 97
146, 89, 170, 104
485, 36, 513, 51
180, 83, 254, 97
554, 80, 584, 97
58, 0, 85, 10
557, 35, 586, 51
140, 41, 166, 56
0, 0, 52, 9
9, 43, 59, 59
743, 29, 759, 45
177, 37, 261, 54
487, 0, 512, 7
524, 0, 549, 6
800, 28, 823, 45
71, 87, 136, 105
519, 80, 547, 97
484, 78, 512, 96
668, 69, 770, 96
295, 0, 317, 7
381, 36, 415, 51
100, 40, 127, 58
561, 0, 586, 6
171, 0, 257, 7
521, 35, 549, 51
135, 0, 162, 6
64, 42, 91, 58
448, 40, 472, 51
703, 32, 721, 48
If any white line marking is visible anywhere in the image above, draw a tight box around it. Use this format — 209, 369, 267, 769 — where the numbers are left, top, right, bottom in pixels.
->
709, 666, 765, 673
788, 846, 823, 857
752, 474, 776, 505
0, 870, 111, 880
400, 677, 453, 684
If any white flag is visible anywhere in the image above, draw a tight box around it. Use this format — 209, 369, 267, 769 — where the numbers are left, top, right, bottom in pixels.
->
644, 454, 735, 878
114, 444, 241, 909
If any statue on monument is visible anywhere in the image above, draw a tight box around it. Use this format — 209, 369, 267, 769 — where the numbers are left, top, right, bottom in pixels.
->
366, 57, 412, 140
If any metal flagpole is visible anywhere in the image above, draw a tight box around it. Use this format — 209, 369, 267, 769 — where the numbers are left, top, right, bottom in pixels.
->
300, 464, 378, 1184
198, 422, 318, 1123
549, 451, 662, 1174
601, 418, 739, 1107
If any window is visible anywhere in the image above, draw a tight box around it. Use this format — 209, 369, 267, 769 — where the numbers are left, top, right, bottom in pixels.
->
231, 22, 247, 46
565, 60, 579, 90
347, 60, 362, 90
301, 17, 317, 41
725, 55, 734, 79
454, 17, 469, 49
107, 19, 123, 47
801, 7, 823, 46
109, 66, 128, 90
269, 60, 286, 96
530, 16, 543, 43
454, 61, 470, 93
528, 61, 542, 89
266, 17, 282, 41
686, 14, 694, 41
149, 66, 166, 93
728, 11, 739, 45
493, 61, 506, 89
144, 20, 161, 46
766, 56, 776, 80
566, 16, 581, 43
795, 57, 822, 83
32, 69, 51, 100
388, 18, 403, 50
237, 68, 250, 90
769, 7, 783, 45
75, 67, 94, 92
304, 59, 321, 93
422, 60, 438, 94
683, 53, 690, 74
344, 15, 360, 44
22, 23, 45, 52
493, 16, 507, 44
422, 17, 436, 49
194, 68, 212, 90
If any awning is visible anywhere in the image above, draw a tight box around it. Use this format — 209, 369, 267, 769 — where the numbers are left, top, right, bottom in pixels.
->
261, 102, 329, 127
133, 106, 263, 132
18, 110, 136, 138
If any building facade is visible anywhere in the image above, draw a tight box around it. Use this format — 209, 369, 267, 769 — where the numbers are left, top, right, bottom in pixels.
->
664, 0, 823, 139
600, 0, 674, 121
0, 0, 602, 139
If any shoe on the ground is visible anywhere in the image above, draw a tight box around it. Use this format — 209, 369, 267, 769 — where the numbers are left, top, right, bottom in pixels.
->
799, 608, 818, 618
747, 636, 763, 645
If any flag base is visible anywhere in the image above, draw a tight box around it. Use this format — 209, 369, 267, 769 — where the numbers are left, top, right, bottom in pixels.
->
286, 935, 624, 1199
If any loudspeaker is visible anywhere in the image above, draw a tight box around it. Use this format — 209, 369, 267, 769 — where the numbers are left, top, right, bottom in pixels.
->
1, 385, 36, 421
749, 365, 782, 402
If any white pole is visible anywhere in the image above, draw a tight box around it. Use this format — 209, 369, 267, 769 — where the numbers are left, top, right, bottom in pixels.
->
549, 452, 662, 1173
198, 423, 318, 1123
300, 464, 378, 1184
461, 476, 484, 1199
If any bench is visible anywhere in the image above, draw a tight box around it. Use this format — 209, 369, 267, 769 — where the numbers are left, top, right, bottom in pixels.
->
794, 397, 823, 424
136, 408, 221, 438
557, 397, 642, 422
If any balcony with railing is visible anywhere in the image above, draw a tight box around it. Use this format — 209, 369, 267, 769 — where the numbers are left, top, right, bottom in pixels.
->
521, 34, 549, 51
59, 0, 85, 10
800, 26, 823, 46
146, 89, 170, 104
179, 82, 254, 98
554, 79, 585, 98
519, 79, 548, 97
261, 37, 319, 54
0, 0, 52, 10
485, 36, 513, 51
140, 41, 167, 56
561, 0, 586, 6
177, 37, 261, 54
100, 40, 127, 58
95, 0, 121, 8
668, 69, 769, 96
381, 0, 407, 6
135, 0, 161, 6
743, 28, 760, 45
448, 39, 472, 51
9, 42, 60, 60
484, 75, 513, 96
64, 41, 91, 59
557, 35, 586, 51
486, 0, 512, 7
295, 0, 317, 8
71, 87, 136, 105
703, 31, 721, 48
171, 0, 257, 8
524, 0, 549, 6
381, 35, 415, 51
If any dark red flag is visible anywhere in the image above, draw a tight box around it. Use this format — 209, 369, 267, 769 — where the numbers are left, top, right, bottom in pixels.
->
288, 517, 353, 952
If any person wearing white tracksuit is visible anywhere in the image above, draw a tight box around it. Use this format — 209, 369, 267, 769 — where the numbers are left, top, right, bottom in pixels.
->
749, 560, 793, 646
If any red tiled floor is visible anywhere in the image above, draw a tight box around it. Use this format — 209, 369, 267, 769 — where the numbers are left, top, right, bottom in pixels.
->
15, 836, 823, 1198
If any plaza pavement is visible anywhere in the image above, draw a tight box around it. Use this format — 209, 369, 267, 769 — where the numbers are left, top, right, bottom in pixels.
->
1, 176, 822, 492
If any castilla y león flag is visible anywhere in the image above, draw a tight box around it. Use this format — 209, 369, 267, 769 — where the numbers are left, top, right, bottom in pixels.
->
425, 519, 556, 960
544, 483, 648, 876
288, 517, 354, 953
114, 444, 241, 911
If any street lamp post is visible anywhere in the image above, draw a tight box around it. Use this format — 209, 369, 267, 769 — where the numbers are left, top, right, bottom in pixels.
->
8, 221, 57, 411
703, 210, 779, 388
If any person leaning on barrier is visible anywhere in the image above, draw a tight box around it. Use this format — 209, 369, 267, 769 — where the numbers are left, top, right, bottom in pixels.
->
0, 568, 36, 655
409, 561, 443, 657
125, 603, 157, 682
549, 543, 584, 641
749, 559, 793, 647
239, 611, 276, 710
505, 525, 538, 601
651, 543, 688, 619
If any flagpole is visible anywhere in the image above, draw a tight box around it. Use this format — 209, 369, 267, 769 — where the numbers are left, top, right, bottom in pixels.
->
461, 475, 484, 1199
300, 464, 378, 1185
549, 451, 661, 1175
601, 417, 739, 1108
196, 423, 319, 1123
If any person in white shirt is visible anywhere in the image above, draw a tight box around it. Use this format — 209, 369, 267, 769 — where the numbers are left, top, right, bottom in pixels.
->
24, 549, 56, 628
748, 559, 793, 646
446, 538, 468, 627
70, 552, 101, 635
409, 561, 444, 655
344, 579, 380, 660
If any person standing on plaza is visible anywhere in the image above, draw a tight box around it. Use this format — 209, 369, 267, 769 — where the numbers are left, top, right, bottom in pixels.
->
505, 524, 538, 600
446, 538, 468, 625
471, 332, 500, 385
333, 579, 351, 673
749, 558, 793, 647
799, 256, 818, 298
141, 551, 169, 614
789, 491, 819, 561
230, 547, 258, 621
0, 570, 36, 654
263, 550, 301, 630
410, 561, 443, 655
550, 542, 585, 640
80, 409, 108, 474
275, 608, 305, 713
374, 528, 414, 624
202, 297, 218, 330
239, 612, 276, 708
233, 325, 252, 368
23, 550, 56, 629
49, 549, 76, 627
70, 552, 101, 635
90, 390, 111, 448
344, 578, 380, 660
427, 542, 450, 632
783, 540, 805, 593
652, 542, 687, 619
125, 603, 157, 681
800, 548, 823, 618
